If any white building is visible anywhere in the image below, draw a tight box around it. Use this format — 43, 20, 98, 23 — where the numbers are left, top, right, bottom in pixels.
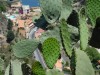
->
22, 5, 30, 14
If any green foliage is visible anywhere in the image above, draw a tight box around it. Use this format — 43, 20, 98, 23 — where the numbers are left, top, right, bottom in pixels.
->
79, 9, 89, 50
0, 1, 7, 12
0, 71, 2, 75
7, 19, 13, 30
39, 0, 62, 23
7, 30, 15, 43
32, 61, 46, 75
0, 5, 6, 12
85, 47, 100, 61
46, 69, 64, 75
86, 0, 100, 27
12, 39, 39, 58
75, 50, 95, 75
0, 58, 4, 71
42, 38, 60, 69
60, 19, 72, 57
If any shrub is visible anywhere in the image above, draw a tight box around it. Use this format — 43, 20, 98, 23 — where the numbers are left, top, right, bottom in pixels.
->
42, 38, 60, 69
6, 30, 15, 43
7, 19, 13, 30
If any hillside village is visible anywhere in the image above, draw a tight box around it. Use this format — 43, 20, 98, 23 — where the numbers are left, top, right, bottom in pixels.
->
0, 0, 100, 75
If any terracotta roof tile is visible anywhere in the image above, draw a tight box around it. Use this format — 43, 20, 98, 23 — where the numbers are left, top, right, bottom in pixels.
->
55, 59, 62, 69
35, 28, 45, 39
17, 20, 25, 28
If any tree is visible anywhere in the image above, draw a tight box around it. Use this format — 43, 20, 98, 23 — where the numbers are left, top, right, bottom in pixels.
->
32, 61, 46, 75
6, 30, 15, 43
0, 1, 7, 12
7, 19, 13, 30
0, 5, 6, 12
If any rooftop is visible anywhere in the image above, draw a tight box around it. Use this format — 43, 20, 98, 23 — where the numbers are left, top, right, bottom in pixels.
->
11, 2, 22, 8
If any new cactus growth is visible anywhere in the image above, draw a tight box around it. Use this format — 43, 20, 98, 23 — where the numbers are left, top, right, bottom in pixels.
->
42, 38, 60, 69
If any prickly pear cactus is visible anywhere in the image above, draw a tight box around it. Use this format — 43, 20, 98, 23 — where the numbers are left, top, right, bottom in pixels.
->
86, 0, 100, 27
12, 39, 39, 58
42, 38, 60, 69
75, 50, 95, 75
39, 0, 74, 23
39, 0, 62, 23
79, 9, 89, 50
60, 0, 73, 20
60, 19, 72, 57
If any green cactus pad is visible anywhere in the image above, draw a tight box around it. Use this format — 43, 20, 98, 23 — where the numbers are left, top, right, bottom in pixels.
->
12, 39, 39, 58
39, 0, 62, 23
42, 38, 60, 69
79, 9, 89, 50
86, 0, 100, 27
60, 0, 73, 20
60, 19, 72, 57
75, 50, 95, 75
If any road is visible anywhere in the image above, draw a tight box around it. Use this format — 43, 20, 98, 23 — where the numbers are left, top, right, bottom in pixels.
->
29, 26, 47, 69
